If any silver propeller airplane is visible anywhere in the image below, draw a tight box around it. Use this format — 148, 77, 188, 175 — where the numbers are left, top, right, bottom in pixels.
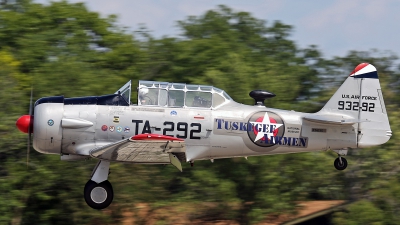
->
16, 63, 391, 209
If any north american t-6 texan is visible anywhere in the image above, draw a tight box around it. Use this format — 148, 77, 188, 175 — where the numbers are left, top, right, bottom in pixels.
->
16, 63, 391, 209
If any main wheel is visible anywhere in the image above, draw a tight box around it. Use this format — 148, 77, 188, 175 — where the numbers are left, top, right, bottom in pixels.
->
84, 180, 114, 209
334, 157, 348, 170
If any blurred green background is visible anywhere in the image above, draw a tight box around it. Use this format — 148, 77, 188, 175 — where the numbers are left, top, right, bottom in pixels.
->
2, 1, 400, 224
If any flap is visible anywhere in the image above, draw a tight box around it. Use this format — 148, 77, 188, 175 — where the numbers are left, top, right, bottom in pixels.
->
169, 153, 182, 172
89, 134, 185, 171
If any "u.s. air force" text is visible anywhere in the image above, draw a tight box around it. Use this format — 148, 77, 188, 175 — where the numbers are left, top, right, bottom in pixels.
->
341, 94, 377, 100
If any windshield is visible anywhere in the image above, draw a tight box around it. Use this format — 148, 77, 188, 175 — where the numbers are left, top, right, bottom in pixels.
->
115, 80, 131, 103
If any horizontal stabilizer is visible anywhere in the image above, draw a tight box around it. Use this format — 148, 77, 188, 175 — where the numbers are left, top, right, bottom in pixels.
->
303, 114, 368, 125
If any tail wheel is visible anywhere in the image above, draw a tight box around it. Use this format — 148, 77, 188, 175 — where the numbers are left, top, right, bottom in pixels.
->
84, 180, 114, 209
334, 157, 348, 170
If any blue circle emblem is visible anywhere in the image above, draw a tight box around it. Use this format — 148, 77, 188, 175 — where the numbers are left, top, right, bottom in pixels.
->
116, 126, 122, 133
170, 110, 177, 116
48, 119, 54, 126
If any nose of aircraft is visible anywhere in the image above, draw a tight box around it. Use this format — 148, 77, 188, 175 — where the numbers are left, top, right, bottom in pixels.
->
16, 115, 33, 133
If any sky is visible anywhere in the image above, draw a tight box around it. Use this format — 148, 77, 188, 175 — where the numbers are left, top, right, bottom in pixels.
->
36, 0, 400, 59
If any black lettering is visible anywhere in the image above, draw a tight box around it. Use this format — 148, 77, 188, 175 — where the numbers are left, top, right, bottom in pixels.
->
142, 120, 151, 134
176, 122, 188, 138
345, 101, 352, 110
190, 123, 201, 139
352, 102, 359, 111
163, 121, 174, 137
338, 101, 344, 110
369, 102, 375, 112
362, 102, 368, 111
132, 120, 143, 135
312, 128, 326, 133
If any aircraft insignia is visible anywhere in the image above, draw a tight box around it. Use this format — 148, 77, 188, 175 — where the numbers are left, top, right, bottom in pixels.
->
109, 126, 115, 132
247, 111, 285, 147
124, 127, 130, 133
250, 112, 283, 143
116, 126, 122, 133
47, 119, 54, 126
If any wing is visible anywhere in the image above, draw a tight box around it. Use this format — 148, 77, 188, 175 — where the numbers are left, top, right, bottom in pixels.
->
89, 134, 185, 171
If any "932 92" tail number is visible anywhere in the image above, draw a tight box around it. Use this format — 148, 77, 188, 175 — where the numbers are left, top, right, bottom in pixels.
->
338, 101, 375, 112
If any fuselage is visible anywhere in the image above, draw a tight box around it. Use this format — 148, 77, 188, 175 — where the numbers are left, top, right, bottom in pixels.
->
32, 97, 358, 162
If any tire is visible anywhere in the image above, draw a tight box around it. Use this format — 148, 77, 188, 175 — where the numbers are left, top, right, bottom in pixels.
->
334, 157, 348, 170
84, 180, 114, 210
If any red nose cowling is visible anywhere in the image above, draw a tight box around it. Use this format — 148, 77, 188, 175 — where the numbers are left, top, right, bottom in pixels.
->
16, 115, 33, 133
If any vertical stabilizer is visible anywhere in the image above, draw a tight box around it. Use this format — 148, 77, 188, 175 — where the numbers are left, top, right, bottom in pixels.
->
319, 63, 391, 148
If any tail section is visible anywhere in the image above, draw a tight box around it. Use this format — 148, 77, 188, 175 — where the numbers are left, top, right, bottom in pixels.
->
320, 63, 391, 148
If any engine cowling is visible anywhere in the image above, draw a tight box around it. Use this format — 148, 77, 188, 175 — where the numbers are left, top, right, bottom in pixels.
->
33, 96, 64, 154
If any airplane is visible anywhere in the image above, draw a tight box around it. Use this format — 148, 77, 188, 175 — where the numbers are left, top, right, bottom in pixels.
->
15, 63, 391, 209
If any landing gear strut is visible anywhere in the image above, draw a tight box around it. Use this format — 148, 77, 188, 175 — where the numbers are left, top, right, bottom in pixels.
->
84, 160, 114, 209
334, 156, 347, 170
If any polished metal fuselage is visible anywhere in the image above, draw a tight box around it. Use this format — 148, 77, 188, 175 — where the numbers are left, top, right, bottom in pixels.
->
33, 100, 358, 162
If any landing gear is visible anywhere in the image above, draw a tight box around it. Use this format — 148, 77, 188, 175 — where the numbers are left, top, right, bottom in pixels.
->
85, 160, 114, 209
333, 149, 348, 171
84, 180, 114, 209
334, 157, 348, 170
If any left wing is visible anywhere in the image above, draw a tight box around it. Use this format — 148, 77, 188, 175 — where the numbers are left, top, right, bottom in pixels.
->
89, 134, 185, 171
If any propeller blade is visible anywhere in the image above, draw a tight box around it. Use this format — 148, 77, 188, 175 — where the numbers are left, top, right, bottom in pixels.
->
27, 86, 33, 167
29, 87, 33, 116
27, 132, 31, 167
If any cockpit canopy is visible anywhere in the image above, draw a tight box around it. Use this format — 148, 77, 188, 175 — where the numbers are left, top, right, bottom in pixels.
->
137, 80, 232, 108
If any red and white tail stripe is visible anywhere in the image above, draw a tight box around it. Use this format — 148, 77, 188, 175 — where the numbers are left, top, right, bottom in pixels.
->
349, 63, 378, 79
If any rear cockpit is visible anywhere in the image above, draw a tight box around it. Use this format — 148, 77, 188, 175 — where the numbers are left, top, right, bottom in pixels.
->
34, 80, 232, 109
137, 80, 232, 109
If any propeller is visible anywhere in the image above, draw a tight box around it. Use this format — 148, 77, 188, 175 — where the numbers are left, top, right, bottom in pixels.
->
16, 86, 34, 167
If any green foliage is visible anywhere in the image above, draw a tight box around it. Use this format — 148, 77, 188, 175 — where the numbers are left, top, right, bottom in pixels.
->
333, 200, 385, 225
1, 1, 400, 225
144, 6, 320, 110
